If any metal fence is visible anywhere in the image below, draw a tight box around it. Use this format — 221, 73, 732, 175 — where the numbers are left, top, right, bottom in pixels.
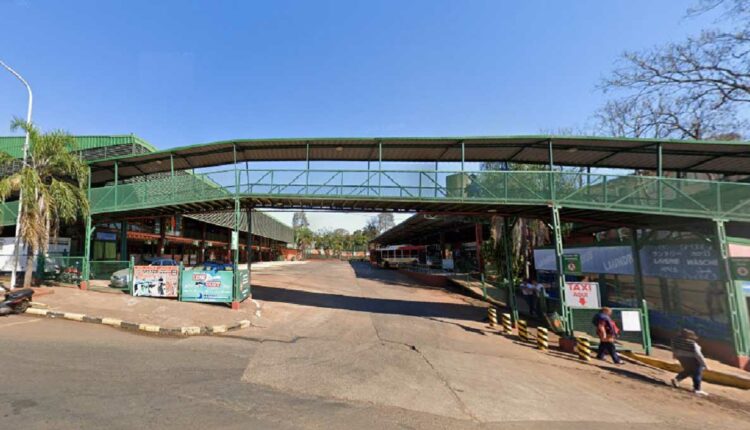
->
89, 260, 129, 282
83, 168, 750, 222
569, 302, 652, 354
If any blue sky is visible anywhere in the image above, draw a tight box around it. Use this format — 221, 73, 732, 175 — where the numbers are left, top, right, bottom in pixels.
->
0, 0, 717, 231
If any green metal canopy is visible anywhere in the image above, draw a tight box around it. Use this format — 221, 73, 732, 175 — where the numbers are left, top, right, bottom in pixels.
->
87, 135, 750, 185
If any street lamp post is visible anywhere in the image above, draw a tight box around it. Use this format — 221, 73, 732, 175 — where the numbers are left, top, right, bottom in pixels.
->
0, 59, 33, 290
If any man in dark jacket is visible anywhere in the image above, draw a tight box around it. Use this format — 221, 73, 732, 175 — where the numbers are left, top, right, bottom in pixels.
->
593, 307, 622, 364
671, 329, 709, 396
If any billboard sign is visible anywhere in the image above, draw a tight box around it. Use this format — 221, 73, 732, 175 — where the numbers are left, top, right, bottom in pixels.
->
181, 269, 233, 303
132, 265, 179, 298
237, 269, 251, 301
564, 282, 600, 309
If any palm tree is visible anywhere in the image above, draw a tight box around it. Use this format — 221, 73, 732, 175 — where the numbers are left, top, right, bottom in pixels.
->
0, 119, 89, 288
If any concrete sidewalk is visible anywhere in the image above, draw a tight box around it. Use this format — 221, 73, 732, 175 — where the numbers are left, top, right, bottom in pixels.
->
27, 287, 259, 330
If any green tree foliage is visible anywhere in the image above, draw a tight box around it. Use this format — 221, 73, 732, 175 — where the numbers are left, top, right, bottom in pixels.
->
0, 120, 90, 287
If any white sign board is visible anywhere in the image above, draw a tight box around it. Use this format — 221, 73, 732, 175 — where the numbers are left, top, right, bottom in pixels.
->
621, 311, 642, 332
564, 282, 600, 309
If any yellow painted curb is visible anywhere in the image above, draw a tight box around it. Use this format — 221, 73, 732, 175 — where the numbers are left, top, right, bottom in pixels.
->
63, 312, 86, 322
138, 323, 160, 333
239, 320, 251, 329
181, 326, 201, 335
624, 352, 750, 390
25, 308, 48, 316
30, 302, 48, 308
101, 317, 123, 327
211, 325, 227, 333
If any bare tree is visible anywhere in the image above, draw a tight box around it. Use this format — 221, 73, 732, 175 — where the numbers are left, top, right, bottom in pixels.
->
598, 0, 750, 139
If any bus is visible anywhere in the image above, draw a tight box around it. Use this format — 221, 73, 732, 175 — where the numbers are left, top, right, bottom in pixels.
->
370, 245, 424, 268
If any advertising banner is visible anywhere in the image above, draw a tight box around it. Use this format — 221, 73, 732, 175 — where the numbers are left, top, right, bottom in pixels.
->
132, 265, 179, 297
564, 282, 600, 309
237, 269, 251, 301
181, 269, 233, 303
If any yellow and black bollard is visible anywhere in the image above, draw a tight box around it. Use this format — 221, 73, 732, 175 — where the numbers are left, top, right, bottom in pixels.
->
517, 319, 529, 342
537, 327, 549, 351
488, 307, 498, 328
501, 313, 513, 334
576, 336, 592, 362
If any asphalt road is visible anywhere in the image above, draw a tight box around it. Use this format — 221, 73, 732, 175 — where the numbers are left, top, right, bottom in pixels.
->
2, 260, 749, 429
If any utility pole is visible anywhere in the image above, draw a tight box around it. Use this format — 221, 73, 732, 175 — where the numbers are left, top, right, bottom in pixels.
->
0, 59, 33, 290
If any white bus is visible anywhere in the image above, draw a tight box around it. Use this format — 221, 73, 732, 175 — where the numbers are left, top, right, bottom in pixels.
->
370, 245, 424, 268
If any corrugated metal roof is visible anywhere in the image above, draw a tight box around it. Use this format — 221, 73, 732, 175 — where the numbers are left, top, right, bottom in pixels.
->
185, 210, 294, 244
88, 135, 750, 184
0, 134, 156, 159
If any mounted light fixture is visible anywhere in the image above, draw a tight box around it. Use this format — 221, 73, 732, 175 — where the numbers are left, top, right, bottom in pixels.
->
566, 147, 578, 153
155, 160, 163, 165
335, 146, 344, 152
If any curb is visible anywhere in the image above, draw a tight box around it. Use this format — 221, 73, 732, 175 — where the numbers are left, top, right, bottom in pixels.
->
622, 351, 750, 390
23, 307, 253, 337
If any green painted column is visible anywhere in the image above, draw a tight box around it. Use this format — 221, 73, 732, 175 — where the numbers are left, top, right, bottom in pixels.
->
502, 217, 518, 322
714, 220, 750, 356
630, 228, 645, 305
119, 221, 128, 261
82, 215, 92, 285
551, 206, 570, 334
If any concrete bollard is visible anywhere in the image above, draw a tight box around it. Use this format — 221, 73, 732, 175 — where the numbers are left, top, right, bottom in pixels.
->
577, 336, 592, 361
501, 313, 513, 334
488, 307, 498, 328
537, 327, 549, 351
517, 319, 529, 342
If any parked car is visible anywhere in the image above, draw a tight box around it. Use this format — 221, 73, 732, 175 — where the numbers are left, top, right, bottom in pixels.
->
200, 261, 233, 271
110, 258, 178, 289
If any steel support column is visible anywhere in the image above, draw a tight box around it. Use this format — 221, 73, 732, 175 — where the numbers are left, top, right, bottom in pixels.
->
657, 143, 664, 209
551, 205, 570, 334
714, 220, 750, 357
630, 228, 645, 305
82, 215, 92, 287
114, 161, 118, 211
306, 143, 310, 194
378, 142, 382, 195
461, 141, 465, 171
119, 221, 128, 261
502, 217, 518, 322
474, 223, 483, 274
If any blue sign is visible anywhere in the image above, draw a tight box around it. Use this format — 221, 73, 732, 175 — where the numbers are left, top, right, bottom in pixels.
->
535, 242, 721, 281
180, 269, 233, 303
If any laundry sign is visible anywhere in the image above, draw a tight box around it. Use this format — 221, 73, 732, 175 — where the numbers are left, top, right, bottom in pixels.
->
564, 282, 600, 309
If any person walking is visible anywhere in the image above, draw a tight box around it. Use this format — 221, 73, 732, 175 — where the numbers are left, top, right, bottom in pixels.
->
520, 278, 538, 317
593, 307, 623, 364
671, 329, 709, 396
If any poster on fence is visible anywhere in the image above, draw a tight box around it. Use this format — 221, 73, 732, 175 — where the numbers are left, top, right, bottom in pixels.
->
237, 269, 251, 301
564, 282, 600, 309
181, 269, 233, 303
132, 265, 179, 298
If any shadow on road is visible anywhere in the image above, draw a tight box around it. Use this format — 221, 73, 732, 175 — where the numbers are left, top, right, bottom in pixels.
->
346, 261, 438, 289
252, 284, 485, 321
